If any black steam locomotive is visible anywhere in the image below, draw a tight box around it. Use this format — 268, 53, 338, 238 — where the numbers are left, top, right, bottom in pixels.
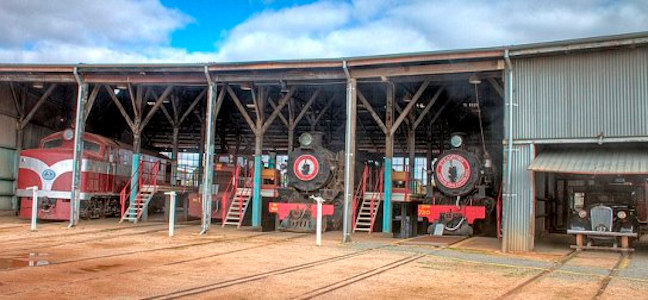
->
276, 132, 346, 232
419, 133, 496, 236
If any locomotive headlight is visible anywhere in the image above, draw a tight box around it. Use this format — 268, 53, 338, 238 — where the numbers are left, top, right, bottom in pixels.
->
578, 210, 587, 219
617, 211, 627, 219
63, 129, 74, 141
299, 133, 313, 147
450, 134, 463, 148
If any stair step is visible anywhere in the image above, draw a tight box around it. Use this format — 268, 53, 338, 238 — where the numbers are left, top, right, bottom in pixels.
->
355, 221, 371, 226
223, 222, 240, 226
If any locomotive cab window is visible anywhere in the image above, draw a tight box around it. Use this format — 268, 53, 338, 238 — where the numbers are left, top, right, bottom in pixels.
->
42, 138, 63, 149
83, 140, 101, 153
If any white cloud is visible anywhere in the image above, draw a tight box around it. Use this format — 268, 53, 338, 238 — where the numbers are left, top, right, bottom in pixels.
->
214, 0, 648, 61
0, 0, 646, 63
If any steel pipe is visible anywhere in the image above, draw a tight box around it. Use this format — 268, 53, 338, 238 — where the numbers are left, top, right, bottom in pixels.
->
342, 60, 356, 243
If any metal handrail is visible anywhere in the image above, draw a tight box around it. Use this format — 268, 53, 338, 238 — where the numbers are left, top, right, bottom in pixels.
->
120, 162, 144, 217
119, 160, 160, 218
369, 167, 384, 231
221, 165, 239, 221
239, 165, 254, 217
136, 160, 160, 216
352, 163, 369, 229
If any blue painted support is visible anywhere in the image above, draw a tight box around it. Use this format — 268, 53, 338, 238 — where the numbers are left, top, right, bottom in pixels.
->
382, 157, 392, 233
268, 152, 276, 169
130, 153, 140, 204
252, 155, 262, 227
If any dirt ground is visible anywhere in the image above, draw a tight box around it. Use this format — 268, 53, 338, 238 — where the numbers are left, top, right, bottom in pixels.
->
0, 216, 647, 299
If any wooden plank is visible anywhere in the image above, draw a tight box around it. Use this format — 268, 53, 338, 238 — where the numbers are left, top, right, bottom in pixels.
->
390, 80, 429, 135
413, 86, 444, 129
104, 85, 136, 131
141, 86, 173, 130
226, 85, 257, 134
357, 89, 388, 135
262, 87, 296, 133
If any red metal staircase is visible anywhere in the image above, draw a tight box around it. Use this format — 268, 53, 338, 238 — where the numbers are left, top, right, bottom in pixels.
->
222, 165, 254, 227
354, 165, 383, 233
119, 160, 161, 223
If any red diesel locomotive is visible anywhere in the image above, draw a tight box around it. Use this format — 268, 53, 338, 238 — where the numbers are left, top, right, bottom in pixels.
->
17, 129, 169, 220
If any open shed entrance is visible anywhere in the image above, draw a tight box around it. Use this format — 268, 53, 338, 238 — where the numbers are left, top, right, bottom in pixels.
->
530, 144, 648, 251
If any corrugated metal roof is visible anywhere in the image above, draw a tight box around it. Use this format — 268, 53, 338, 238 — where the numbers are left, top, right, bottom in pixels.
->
0, 32, 646, 73
528, 148, 648, 174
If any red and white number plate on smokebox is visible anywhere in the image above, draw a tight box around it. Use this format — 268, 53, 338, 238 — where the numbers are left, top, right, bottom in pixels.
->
293, 154, 319, 181
435, 154, 471, 189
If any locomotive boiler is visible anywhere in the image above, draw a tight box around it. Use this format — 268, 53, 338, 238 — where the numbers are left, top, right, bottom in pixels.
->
418, 133, 496, 236
273, 132, 346, 232
16, 129, 169, 220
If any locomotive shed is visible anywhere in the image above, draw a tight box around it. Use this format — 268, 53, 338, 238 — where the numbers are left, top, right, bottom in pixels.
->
0, 32, 648, 298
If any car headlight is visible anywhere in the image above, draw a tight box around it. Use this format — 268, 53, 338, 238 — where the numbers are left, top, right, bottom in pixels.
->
617, 211, 627, 219
578, 210, 587, 219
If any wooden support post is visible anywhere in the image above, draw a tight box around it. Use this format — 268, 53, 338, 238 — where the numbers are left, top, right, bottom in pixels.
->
407, 128, 415, 184
200, 70, 226, 234
171, 125, 179, 186
287, 98, 295, 154
70, 72, 97, 227
621, 236, 629, 249
383, 83, 394, 235
576, 234, 584, 250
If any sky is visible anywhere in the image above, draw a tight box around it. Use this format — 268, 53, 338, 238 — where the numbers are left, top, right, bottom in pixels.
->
0, 0, 646, 63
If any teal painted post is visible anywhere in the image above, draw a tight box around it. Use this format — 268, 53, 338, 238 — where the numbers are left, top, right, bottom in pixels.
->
130, 153, 140, 203
252, 155, 262, 227
382, 157, 392, 233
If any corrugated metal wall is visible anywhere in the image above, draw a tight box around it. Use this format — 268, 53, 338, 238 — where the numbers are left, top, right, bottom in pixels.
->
513, 47, 648, 140
502, 144, 535, 252
0, 84, 55, 210
503, 46, 648, 251
0, 114, 17, 209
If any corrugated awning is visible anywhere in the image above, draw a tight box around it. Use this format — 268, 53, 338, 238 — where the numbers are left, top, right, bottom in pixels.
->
528, 148, 648, 175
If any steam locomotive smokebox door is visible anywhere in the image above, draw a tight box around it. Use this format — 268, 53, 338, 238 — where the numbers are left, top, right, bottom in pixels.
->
287, 148, 332, 192
434, 150, 480, 196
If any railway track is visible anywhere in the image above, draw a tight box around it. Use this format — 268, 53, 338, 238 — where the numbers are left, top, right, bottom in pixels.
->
0, 221, 184, 244
593, 253, 628, 299
144, 248, 378, 300
496, 251, 627, 299
0, 232, 312, 297
1, 223, 197, 254
496, 250, 579, 299
0, 231, 274, 272
295, 254, 425, 300
145, 236, 466, 299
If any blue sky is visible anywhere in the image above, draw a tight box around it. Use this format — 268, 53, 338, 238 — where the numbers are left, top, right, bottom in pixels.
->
0, 0, 646, 63
162, 0, 318, 52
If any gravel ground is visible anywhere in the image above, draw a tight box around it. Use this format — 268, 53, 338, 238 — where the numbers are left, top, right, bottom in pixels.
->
0, 216, 647, 299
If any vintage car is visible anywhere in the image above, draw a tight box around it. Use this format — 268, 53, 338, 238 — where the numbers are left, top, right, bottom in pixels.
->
567, 184, 641, 250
